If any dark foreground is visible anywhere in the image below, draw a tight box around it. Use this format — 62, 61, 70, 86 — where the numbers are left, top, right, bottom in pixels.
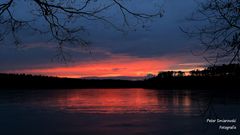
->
0, 73, 239, 90
0, 89, 240, 135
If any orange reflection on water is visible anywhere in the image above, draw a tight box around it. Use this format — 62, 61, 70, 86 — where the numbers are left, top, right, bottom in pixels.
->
36, 89, 193, 114
53, 89, 161, 113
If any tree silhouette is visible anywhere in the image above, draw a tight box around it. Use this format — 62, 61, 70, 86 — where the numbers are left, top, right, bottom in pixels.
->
189, 69, 202, 77
177, 71, 185, 77
0, 0, 163, 61
157, 71, 175, 78
183, 0, 240, 64
189, 64, 240, 77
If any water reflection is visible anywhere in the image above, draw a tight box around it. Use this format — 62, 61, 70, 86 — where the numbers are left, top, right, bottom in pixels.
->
49, 89, 160, 113
1, 89, 240, 135
0, 89, 202, 114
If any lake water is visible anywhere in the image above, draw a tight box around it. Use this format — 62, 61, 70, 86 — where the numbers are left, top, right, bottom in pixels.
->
0, 88, 239, 135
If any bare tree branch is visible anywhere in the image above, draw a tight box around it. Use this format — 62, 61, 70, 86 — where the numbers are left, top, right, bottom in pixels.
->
182, 0, 240, 64
0, 0, 164, 61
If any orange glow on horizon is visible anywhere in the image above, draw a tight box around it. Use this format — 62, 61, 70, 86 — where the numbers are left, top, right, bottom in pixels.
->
6, 56, 175, 78
5, 56, 204, 78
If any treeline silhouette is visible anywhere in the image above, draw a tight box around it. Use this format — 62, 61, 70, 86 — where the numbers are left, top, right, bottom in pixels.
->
156, 64, 240, 78
0, 64, 239, 90
145, 64, 240, 90
0, 73, 140, 89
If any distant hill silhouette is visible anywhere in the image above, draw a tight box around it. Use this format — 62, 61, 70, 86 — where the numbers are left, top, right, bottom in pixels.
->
0, 73, 141, 89
0, 64, 239, 90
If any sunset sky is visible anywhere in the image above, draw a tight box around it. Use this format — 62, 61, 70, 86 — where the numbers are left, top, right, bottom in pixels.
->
0, 0, 206, 79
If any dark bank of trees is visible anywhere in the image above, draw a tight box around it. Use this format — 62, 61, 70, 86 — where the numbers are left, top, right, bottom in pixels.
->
156, 71, 185, 78
145, 64, 240, 90
156, 64, 240, 78
0, 64, 239, 90
190, 64, 240, 77
0, 73, 141, 89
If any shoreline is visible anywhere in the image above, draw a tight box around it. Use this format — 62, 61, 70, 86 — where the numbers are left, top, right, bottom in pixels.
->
0, 73, 239, 90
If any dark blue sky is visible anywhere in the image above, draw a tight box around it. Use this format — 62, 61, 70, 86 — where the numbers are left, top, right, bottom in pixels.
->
0, 0, 207, 78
